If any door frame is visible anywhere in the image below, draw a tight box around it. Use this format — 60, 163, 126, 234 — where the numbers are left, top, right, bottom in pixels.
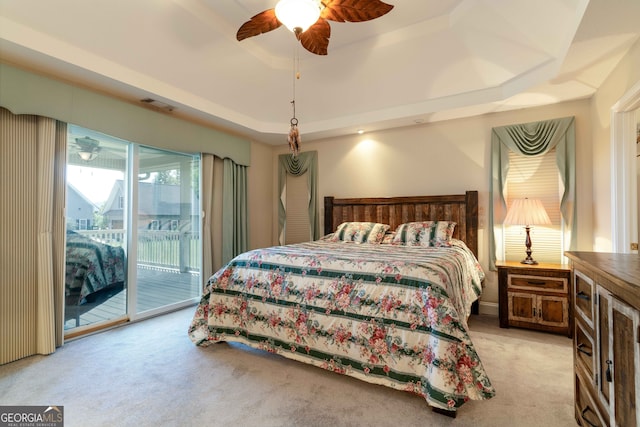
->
611, 80, 640, 253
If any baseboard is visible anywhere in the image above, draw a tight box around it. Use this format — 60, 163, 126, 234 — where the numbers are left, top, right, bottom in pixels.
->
478, 301, 498, 316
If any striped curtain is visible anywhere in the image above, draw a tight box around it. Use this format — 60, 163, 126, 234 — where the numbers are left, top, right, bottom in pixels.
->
221, 158, 248, 265
0, 107, 66, 364
201, 154, 224, 288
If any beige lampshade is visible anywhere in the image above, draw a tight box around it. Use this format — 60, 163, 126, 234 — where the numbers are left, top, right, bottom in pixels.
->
504, 198, 551, 226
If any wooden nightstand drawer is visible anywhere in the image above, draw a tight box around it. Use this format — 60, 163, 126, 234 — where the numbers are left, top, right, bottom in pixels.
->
508, 274, 567, 293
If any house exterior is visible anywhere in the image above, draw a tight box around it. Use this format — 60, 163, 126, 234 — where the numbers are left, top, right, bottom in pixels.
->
102, 179, 197, 231
66, 183, 99, 230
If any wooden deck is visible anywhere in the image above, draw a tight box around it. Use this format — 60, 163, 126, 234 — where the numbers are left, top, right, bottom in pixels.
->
64, 267, 201, 330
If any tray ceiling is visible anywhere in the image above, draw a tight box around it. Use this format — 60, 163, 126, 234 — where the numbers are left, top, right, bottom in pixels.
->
1, 0, 639, 144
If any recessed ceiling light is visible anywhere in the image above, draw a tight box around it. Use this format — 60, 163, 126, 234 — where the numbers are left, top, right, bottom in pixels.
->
357, 129, 365, 134
414, 119, 424, 124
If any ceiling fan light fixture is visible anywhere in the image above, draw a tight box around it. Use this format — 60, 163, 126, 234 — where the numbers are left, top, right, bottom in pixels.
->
78, 150, 98, 161
75, 136, 101, 162
275, 0, 320, 35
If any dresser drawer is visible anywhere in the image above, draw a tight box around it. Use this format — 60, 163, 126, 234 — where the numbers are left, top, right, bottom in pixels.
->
574, 321, 595, 380
508, 274, 567, 293
575, 371, 608, 427
574, 270, 595, 328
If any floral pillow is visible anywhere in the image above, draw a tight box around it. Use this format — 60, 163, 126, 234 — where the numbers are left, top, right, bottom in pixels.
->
391, 221, 457, 247
330, 222, 391, 244
429, 221, 457, 246
381, 231, 396, 244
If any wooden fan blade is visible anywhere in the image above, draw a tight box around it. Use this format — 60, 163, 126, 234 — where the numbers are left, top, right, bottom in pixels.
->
321, 0, 393, 23
298, 19, 331, 55
236, 9, 282, 41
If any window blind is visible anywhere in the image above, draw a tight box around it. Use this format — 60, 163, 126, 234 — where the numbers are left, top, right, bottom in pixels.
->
285, 173, 311, 244
504, 148, 564, 264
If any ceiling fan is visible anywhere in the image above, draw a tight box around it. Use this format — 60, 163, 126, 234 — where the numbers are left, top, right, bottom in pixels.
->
236, 0, 394, 55
74, 136, 101, 162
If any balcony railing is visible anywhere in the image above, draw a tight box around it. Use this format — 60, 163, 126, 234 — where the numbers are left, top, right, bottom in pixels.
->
75, 229, 200, 272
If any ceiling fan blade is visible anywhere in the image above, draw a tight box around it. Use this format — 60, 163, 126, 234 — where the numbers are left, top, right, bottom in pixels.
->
298, 19, 331, 55
236, 9, 282, 41
321, 0, 393, 23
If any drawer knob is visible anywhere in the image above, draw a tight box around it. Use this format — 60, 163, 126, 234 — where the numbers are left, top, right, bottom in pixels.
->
605, 359, 612, 383
576, 291, 591, 301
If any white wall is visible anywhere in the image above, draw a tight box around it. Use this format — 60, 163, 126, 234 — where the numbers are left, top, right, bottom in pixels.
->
590, 38, 640, 251
268, 99, 593, 309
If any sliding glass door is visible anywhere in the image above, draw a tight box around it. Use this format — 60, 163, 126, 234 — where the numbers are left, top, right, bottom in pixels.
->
65, 127, 129, 329
134, 146, 201, 315
64, 126, 201, 332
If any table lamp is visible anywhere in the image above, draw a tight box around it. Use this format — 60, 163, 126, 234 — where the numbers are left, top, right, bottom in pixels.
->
504, 198, 551, 265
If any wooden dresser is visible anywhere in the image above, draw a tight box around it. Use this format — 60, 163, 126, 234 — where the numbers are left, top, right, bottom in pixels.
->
565, 252, 640, 427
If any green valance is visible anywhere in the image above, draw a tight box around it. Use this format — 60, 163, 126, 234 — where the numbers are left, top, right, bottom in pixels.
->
0, 63, 251, 166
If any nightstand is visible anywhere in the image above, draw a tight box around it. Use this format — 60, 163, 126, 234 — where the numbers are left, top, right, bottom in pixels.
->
497, 261, 572, 337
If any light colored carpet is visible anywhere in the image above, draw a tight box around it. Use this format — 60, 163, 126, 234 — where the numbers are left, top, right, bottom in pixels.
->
0, 308, 576, 427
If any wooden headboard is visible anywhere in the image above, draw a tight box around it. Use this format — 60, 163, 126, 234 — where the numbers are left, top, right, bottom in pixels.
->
324, 191, 479, 257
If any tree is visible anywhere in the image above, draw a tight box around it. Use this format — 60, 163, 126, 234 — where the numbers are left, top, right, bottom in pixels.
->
154, 169, 179, 185
93, 202, 108, 229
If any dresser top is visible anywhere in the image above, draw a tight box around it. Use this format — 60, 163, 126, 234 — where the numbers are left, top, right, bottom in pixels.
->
565, 251, 640, 290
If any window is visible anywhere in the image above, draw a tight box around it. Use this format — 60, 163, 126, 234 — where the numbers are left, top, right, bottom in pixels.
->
285, 173, 311, 244
503, 148, 564, 264
278, 151, 319, 244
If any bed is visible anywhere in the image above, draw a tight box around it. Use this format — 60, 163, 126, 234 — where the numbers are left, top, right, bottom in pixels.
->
65, 230, 126, 306
188, 191, 495, 416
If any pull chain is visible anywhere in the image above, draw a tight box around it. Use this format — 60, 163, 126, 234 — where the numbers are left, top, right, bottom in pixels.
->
288, 43, 301, 157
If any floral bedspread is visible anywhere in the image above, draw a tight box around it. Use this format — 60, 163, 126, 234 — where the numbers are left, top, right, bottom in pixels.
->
188, 239, 495, 412
65, 230, 126, 305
